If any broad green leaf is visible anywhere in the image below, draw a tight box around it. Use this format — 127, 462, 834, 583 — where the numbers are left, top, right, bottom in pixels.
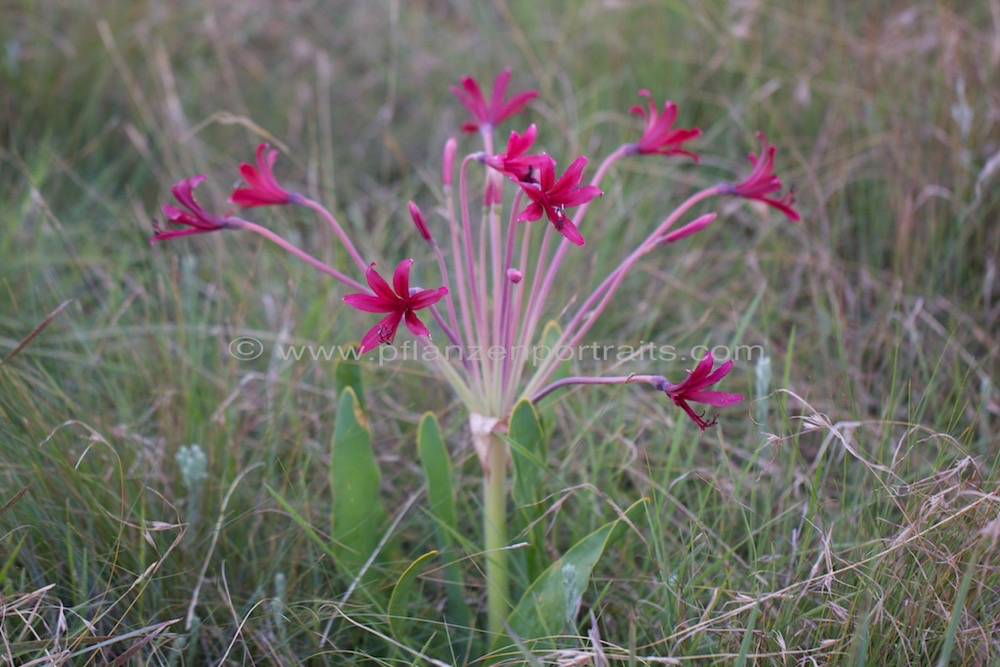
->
330, 387, 385, 575
388, 550, 437, 638
335, 344, 365, 411
416, 414, 472, 644
500, 498, 648, 650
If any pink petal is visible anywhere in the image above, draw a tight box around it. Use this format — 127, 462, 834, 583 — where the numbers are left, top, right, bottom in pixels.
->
357, 325, 384, 355
365, 263, 397, 301
409, 286, 449, 309
553, 156, 588, 193
536, 156, 556, 189
553, 217, 585, 246
230, 188, 280, 208
497, 90, 537, 123
559, 184, 603, 207
488, 69, 512, 117
685, 390, 744, 406
170, 175, 207, 212
403, 309, 431, 337
357, 311, 403, 354
343, 293, 397, 313
701, 359, 734, 387
516, 201, 544, 222
238, 162, 265, 191
392, 259, 414, 297
150, 228, 208, 243
673, 354, 714, 391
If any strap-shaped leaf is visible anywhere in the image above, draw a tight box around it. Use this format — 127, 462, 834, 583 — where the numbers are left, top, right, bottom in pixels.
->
330, 387, 385, 575
417, 414, 472, 643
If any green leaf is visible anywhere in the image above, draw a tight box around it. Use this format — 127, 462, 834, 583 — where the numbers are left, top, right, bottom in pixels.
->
388, 550, 437, 639
416, 413, 471, 636
508, 399, 547, 509
735, 603, 759, 667
499, 498, 648, 651
506, 399, 548, 582
936, 545, 981, 667
335, 344, 365, 411
330, 387, 385, 575
418, 413, 457, 530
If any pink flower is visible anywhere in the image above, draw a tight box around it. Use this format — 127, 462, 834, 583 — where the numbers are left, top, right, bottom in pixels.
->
724, 132, 800, 221
230, 144, 300, 208
627, 90, 701, 160
451, 69, 538, 133
515, 156, 603, 246
151, 175, 232, 243
342, 260, 449, 354
653, 353, 744, 431
484, 124, 546, 183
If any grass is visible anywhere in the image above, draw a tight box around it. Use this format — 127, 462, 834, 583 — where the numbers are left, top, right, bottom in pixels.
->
2, 0, 999, 664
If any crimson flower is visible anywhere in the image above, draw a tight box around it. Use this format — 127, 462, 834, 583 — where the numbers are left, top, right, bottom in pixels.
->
515, 156, 602, 246
724, 132, 800, 221
653, 353, 744, 431
343, 260, 449, 354
451, 69, 537, 133
151, 175, 232, 243
230, 143, 300, 208
627, 89, 701, 160
484, 124, 546, 183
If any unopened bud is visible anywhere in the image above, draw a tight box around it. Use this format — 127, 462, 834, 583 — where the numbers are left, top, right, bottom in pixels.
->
506, 268, 523, 284
484, 173, 503, 206
660, 212, 716, 245
408, 200, 432, 243
442, 136, 457, 187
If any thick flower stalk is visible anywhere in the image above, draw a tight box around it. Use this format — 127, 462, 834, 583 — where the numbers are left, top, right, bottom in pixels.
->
152, 70, 798, 638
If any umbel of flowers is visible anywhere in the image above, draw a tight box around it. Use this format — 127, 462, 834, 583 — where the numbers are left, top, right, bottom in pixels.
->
153, 69, 799, 637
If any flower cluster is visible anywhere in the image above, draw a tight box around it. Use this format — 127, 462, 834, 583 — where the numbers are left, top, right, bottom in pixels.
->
154, 71, 800, 435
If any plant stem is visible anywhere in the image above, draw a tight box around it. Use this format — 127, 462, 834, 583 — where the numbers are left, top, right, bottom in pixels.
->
234, 219, 367, 291
483, 434, 509, 639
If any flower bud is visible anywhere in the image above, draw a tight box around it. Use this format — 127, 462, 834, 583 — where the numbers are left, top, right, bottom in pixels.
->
506, 268, 523, 284
408, 200, 432, 243
659, 212, 716, 245
441, 136, 457, 187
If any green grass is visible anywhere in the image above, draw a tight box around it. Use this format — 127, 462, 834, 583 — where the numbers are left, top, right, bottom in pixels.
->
2, 0, 999, 664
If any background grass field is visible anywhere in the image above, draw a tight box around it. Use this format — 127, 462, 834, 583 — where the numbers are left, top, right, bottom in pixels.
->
2, 0, 999, 664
